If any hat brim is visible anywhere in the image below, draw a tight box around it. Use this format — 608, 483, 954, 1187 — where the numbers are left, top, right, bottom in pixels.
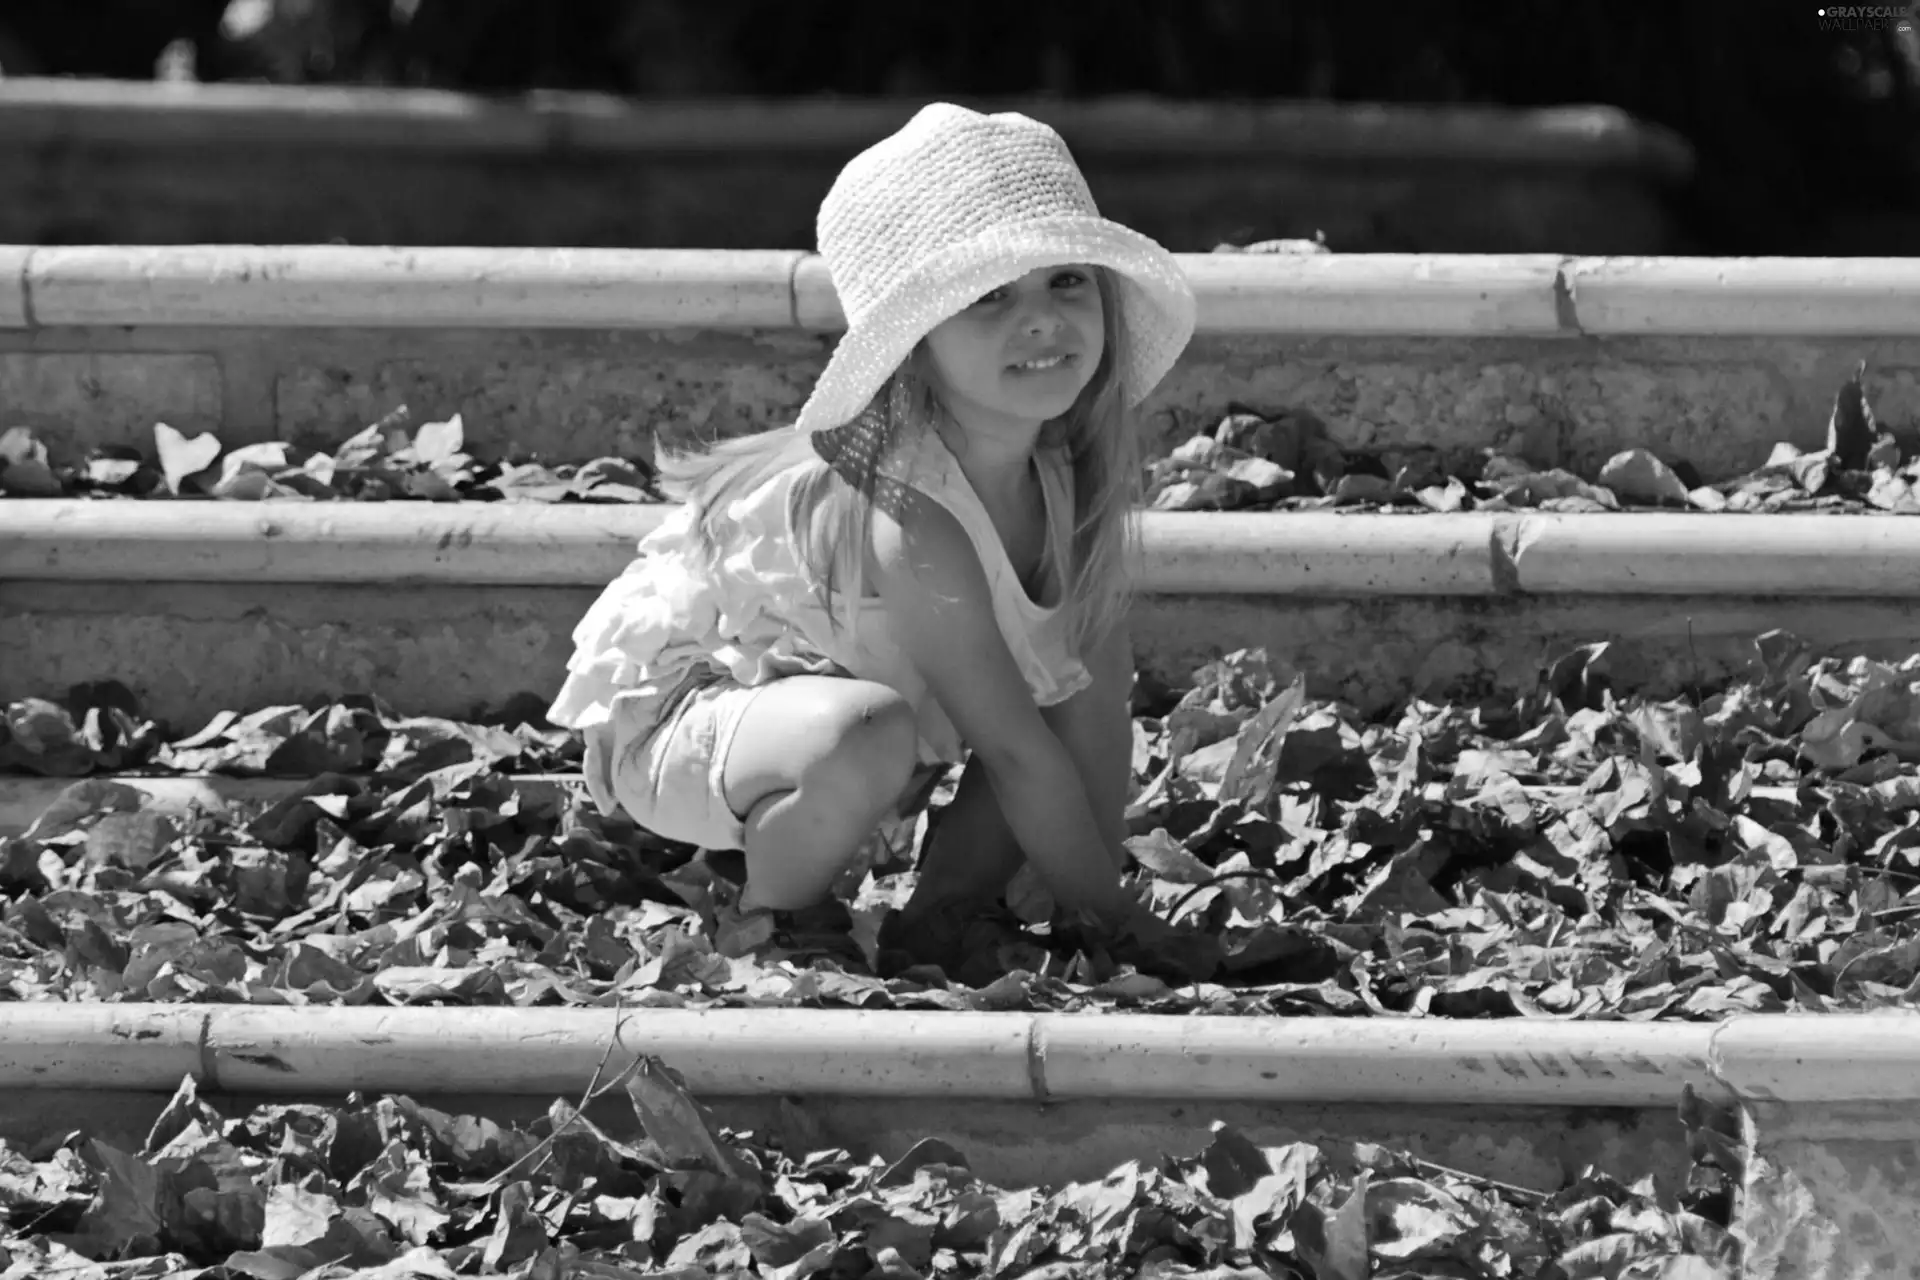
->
792, 216, 1196, 436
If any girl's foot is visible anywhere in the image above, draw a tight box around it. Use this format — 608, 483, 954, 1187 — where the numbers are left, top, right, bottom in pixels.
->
875, 896, 1034, 985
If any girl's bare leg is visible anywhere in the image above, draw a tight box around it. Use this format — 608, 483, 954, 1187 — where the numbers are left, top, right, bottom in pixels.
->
902, 752, 1025, 915
721, 675, 921, 911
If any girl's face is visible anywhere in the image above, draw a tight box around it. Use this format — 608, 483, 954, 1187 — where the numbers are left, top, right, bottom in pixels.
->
921, 264, 1106, 437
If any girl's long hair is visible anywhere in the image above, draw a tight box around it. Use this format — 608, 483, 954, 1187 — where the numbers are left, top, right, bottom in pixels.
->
653, 265, 1142, 661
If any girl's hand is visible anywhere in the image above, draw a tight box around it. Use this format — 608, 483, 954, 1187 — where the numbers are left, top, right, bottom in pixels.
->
1067, 901, 1225, 985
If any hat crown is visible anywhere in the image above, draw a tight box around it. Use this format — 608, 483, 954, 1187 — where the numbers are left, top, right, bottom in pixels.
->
817, 103, 1101, 321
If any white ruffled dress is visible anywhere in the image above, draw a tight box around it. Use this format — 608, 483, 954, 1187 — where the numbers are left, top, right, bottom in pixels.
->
547, 425, 1093, 818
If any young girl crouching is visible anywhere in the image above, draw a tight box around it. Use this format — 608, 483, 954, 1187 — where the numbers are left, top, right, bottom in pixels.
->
548, 103, 1219, 976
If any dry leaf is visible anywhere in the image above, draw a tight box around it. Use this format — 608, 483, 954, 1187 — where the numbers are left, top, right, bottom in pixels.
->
153, 423, 223, 494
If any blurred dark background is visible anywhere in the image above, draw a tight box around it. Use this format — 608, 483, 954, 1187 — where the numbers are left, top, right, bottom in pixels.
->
2, 0, 1917, 254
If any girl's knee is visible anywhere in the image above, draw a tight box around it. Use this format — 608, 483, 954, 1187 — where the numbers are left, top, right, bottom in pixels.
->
738, 693, 920, 912
809, 692, 919, 811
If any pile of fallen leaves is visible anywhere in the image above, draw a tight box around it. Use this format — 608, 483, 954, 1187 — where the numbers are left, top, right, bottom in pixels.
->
0, 686, 574, 780
1144, 361, 1920, 514
0, 411, 660, 505
0, 1057, 1743, 1279
9, 629, 1920, 1015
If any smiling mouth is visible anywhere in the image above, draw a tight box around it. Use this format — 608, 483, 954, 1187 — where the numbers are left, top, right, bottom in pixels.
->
1008, 353, 1075, 372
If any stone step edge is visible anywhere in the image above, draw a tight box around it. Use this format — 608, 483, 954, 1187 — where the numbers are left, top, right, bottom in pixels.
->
0, 1001, 1907, 1109
0, 80, 1695, 175
4, 500, 1916, 598
4, 245, 1917, 336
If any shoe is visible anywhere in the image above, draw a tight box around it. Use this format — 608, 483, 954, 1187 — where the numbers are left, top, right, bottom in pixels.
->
875, 899, 1036, 986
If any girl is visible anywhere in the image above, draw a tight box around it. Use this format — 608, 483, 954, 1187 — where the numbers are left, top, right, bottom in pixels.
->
549, 102, 1217, 976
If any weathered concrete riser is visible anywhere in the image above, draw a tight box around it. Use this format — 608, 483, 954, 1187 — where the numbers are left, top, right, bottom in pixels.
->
0, 1088, 1683, 1196
8, 581, 1918, 729
1738, 1105, 1920, 1279
3, 327, 1912, 481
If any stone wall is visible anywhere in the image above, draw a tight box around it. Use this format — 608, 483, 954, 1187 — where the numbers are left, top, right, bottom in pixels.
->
3, 140, 1681, 256
0, 86, 1692, 253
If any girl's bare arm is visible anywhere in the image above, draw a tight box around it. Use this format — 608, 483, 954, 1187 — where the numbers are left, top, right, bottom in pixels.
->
870, 491, 1131, 925
1040, 616, 1135, 863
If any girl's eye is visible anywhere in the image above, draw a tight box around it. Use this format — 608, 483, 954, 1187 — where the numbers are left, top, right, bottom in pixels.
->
972, 272, 1086, 307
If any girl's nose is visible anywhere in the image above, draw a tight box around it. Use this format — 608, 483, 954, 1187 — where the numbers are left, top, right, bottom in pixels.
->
1019, 297, 1065, 334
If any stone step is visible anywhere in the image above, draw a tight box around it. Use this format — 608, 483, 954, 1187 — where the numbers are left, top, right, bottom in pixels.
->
0, 1000, 1913, 1264
5, 247, 1918, 482
0, 1000, 1722, 1192
6, 499, 1919, 728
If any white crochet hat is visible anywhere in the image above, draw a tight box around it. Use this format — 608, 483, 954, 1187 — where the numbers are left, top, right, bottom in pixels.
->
792, 102, 1197, 437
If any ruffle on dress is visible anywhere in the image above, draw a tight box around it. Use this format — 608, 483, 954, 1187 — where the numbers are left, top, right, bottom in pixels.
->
548, 424, 1092, 818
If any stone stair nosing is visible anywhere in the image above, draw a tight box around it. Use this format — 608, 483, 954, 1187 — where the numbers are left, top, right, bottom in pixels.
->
8, 246, 1920, 338
4, 998, 1918, 1110
15, 245, 809, 331
0, 1001, 1725, 1107
7, 500, 1920, 600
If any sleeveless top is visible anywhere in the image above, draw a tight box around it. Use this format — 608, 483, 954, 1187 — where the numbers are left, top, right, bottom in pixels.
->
547, 423, 1094, 818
